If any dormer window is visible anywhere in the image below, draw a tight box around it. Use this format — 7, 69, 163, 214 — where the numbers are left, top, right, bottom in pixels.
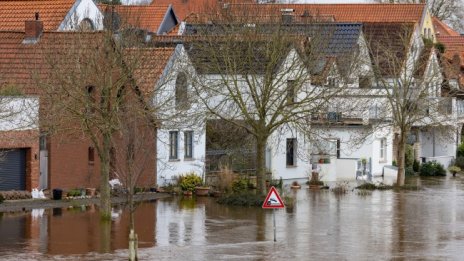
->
286, 80, 296, 104
79, 18, 95, 32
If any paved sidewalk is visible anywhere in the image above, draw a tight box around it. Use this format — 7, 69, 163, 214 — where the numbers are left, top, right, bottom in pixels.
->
0, 192, 171, 212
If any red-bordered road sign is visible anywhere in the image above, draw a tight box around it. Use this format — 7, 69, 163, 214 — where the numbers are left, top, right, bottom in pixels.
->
262, 186, 285, 209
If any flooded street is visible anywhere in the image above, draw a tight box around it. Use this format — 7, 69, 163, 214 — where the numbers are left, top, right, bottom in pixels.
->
1, 176, 464, 260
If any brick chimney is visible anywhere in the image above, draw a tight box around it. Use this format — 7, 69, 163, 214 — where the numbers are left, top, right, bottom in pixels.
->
24, 12, 43, 42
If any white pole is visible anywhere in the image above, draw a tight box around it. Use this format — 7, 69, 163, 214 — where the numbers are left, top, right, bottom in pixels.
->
273, 208, 276, 242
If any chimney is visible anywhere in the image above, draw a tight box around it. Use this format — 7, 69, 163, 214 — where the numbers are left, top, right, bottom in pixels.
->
24, 12, 43, 42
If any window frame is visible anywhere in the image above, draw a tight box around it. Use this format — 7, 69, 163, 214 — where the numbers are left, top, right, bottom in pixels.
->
286, 80, 296, 104
169, 131, 179, 160
286, 138, 297, 167
184, 131, 193, 159
175, 73, 189, 110
379, 138, 387, 162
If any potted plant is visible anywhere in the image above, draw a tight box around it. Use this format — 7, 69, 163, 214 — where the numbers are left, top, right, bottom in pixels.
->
195, 185, 210, 196
308, 171, 324, 189
86, 188, 96, 197
448, 165, 461, 177
179, 172, 202, 196
291, 180, 301, 189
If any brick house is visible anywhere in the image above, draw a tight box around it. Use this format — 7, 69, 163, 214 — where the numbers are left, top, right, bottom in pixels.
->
0, 17, 174, 191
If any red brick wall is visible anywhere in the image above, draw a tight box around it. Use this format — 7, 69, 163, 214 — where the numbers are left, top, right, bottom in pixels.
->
0, 130, 39, 190
48, 130, 157, 191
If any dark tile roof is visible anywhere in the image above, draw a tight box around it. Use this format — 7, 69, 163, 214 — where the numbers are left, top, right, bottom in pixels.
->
363, 22, 416, 77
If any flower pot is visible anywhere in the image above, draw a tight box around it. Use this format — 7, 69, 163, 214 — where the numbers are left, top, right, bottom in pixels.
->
86, 188, 96, 197
291, 185, 301, 189
309, 185, 320, 190
195, 187, 210, 196
183, 191, 193, 196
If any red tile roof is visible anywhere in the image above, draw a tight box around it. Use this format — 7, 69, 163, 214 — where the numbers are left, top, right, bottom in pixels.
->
0, 31, 174, 95
437, 35, 464, 87
220, 3, 425, 23
0, 0, 75, 31
433, 17, 460, 37
150, 0, 255, 21
99, 4, 173, 33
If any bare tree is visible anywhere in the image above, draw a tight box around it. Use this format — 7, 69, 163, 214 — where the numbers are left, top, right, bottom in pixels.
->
38, 20, 172, 220
364, 23, 453, 186
372, 0, 464, 32
109, 94, 156, 260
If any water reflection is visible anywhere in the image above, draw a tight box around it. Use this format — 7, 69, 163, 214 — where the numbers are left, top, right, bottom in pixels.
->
0, 177, 463, 260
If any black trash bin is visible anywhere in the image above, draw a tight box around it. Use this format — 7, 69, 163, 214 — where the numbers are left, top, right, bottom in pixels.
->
52, 189, 63, 200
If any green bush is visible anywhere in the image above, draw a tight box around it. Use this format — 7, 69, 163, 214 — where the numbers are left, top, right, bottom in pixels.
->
413, 159, 420, 172
455, 156, 464, 169
392, 160, 397, 167
356, 183, 377, 190
67, 189, 82, 197
232, 178, 248, 194
405, 145, 414, 167
448, 165, 461, 174
405, 166, 415, 176
420, 161, 446, 176
457, 143, 464, 157
270, 177, 283, 189
179, 173, 202, 192
217, 193, 265, 206
355, 183, 393, 190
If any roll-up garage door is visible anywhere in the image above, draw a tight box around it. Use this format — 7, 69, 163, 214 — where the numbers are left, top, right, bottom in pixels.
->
0, 149, 26, 191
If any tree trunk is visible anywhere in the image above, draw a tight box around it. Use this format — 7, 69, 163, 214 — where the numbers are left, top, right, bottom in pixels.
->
396, 134, 406, 186
128, 191, 138, 261
256, 137, 267, 195
100, 132, 112, 220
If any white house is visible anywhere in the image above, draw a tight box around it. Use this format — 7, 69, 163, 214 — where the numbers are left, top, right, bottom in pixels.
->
154, 19, 457, 186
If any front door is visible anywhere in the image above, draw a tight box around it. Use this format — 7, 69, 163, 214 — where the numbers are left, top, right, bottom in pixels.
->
39, 150, 48, 190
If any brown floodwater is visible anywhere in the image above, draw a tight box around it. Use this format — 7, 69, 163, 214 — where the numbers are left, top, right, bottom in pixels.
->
0, 176, 464, 260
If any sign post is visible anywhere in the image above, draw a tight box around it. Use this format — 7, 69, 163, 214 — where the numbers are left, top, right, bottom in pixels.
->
262, 186, 285, 242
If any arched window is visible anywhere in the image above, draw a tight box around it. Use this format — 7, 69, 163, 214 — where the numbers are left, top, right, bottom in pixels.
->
175, 72, 188, 110
79, 18, 95, 32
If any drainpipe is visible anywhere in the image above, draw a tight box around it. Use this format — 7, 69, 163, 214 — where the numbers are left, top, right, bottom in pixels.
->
432, 128, 436, 157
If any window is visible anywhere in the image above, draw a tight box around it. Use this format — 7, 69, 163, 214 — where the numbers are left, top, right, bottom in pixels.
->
39, 134, 47, 150
359, 76, 371, 88
286, 138, 297, 166
175, 73, 188, 109
88, 147, 95, 162
286, 80, 296, 104
79, 18, 95, 31
327, 77, 338, 87
184, 131, 193, 159
85, 85, 96, 114
169, 131, 179, 159
379, 138, 387, 162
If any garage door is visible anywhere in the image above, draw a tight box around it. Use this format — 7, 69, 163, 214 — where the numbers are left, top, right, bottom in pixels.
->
0, 149, 26, 191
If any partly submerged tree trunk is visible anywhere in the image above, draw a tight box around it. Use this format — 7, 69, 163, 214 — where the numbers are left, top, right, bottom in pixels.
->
100, 131, 112, 219
256, 136, 267, 195
128, 189, 138, 261
396, 133, 406, 187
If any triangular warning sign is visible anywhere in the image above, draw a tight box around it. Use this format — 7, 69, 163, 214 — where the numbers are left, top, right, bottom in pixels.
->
262, 186, 285, 209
